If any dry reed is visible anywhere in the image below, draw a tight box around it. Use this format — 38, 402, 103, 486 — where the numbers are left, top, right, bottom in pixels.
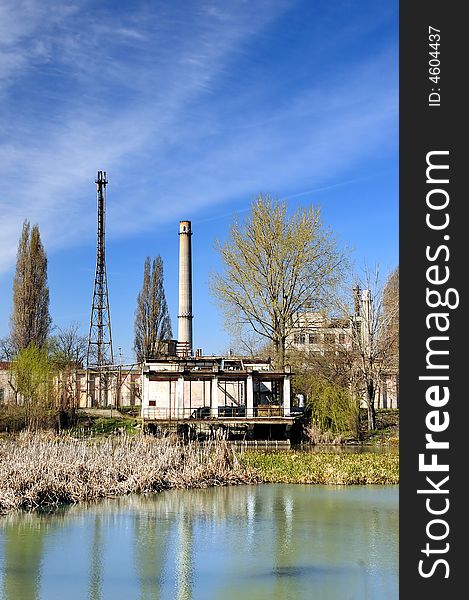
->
0, 433, 399, 515
0, 432, 260, 514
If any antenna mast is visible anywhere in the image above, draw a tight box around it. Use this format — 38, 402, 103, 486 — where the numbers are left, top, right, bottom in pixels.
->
86, 171, 114, 406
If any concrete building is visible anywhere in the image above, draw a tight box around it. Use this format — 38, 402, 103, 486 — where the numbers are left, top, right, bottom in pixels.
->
286, 289, 399, 409
289, 312, 352, 354
75, 367, 142, 408
0, 362, 16, 404
141, 355, 293, 421
0, 362, 142, 410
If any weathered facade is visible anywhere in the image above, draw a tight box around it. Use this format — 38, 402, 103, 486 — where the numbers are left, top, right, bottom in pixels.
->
286, 289, 399, 409
141, 355, 293, 421
0, 362, 141, 409
0, 362, 16, 404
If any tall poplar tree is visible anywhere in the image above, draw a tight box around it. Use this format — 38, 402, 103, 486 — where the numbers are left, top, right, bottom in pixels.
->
10, 220, 51, 352
134, 256, 172, 362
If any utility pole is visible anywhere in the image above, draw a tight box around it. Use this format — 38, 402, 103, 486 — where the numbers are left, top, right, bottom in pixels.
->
86, 171, 114, 407
117, 346, 123, 411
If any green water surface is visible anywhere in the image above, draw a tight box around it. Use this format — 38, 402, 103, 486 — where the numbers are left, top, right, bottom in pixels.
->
0, 484, 398, 600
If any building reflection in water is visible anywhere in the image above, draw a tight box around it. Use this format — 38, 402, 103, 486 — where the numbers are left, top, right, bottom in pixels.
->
88, 514, 102, 600
0, 484, 398, 600
0, 511, 58, 600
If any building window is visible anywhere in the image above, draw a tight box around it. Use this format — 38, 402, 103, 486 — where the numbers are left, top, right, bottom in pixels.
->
294, 334, 306, 344
149, 400, 156, 407
338, 333, 346, 344
308, 333, 319, 344
0, 388, 4, 403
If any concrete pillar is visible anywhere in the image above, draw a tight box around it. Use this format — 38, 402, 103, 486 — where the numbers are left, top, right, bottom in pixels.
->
246, 374, 254, 418
176, 376, 184, 419
211, 376, 219, 418
283, 375, 291, 417
178, 221, 193, 356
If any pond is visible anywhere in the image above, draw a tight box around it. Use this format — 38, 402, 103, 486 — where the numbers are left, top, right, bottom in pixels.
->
0, 483, 398, 600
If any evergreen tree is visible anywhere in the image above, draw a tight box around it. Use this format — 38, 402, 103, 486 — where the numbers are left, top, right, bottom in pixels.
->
134, 256, 172, 362
10, 220, 51, 352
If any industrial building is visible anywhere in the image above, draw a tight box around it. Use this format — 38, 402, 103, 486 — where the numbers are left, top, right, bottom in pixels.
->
0, 172, 397, 434
138, 219, 299, 440
286, 288, 399, 409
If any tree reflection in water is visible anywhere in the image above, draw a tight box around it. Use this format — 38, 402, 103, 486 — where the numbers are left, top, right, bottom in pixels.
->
0, 484, 398, 600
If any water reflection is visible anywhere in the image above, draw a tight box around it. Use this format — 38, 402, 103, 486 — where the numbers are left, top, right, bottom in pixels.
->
0, 484, 398, 600
88, 515, 102, 600
1, 513, 48, 600
133, 504, 170, 600
176, 516, 193, 600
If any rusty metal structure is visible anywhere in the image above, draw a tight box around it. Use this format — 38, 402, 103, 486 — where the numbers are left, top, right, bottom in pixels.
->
86, 171, 114, 406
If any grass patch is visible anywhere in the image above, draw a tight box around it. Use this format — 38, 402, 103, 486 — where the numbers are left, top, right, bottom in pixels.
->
86, 417, 139, 436
359, 409, 399, 446
240, 450, 399, 485
68, 413, 142, 437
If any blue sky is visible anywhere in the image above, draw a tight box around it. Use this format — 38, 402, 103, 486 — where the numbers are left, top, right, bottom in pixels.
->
0, 0, 398, 364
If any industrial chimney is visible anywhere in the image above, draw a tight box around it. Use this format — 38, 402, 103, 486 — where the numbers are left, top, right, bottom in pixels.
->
177, 220, 193, 357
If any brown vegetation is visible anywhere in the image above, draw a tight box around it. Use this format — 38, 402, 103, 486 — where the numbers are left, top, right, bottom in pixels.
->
134, 255, 172, 362
0, 429, 400, 516
0, 433, 260, 514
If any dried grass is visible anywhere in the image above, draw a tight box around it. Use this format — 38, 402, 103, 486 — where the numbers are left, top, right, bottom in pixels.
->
0, 432, 260, 514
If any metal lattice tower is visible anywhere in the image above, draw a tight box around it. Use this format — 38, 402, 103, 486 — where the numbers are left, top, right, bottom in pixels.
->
86, 171, 114, 406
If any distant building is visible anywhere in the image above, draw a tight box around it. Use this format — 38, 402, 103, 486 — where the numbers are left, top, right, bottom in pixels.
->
286, 289, 399, 409
0, 362, 16, 404
0, 362, 141, 409
288, 312, 352, 354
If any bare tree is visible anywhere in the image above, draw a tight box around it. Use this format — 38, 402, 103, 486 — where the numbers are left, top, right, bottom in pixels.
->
0, 336, 16, 361
345, 266, 399, 430
50, 323, 88, 368
382, 266, 399, 374
46, 323, 88, 415
134, 256, 172, 363
211, 194, 349, 368
223, 310, 272, 358
0, 336, 19, 403
10, 220, 51, 352
287, 267, 398, 432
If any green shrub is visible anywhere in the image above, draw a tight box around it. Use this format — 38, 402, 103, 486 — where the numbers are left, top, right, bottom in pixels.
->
307, 376, 358, 437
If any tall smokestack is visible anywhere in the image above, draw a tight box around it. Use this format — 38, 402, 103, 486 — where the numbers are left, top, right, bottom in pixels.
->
178, 220, 193, 356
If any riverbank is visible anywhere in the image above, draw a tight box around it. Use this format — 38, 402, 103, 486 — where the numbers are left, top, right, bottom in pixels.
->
241, 450, 398, 484
0, 432, 399, 515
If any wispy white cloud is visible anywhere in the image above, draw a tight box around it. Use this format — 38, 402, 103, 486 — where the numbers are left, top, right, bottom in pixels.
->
0, 0, 397, 275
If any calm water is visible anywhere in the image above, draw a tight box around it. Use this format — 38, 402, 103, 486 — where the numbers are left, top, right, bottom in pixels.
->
0, 484, 398, 600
